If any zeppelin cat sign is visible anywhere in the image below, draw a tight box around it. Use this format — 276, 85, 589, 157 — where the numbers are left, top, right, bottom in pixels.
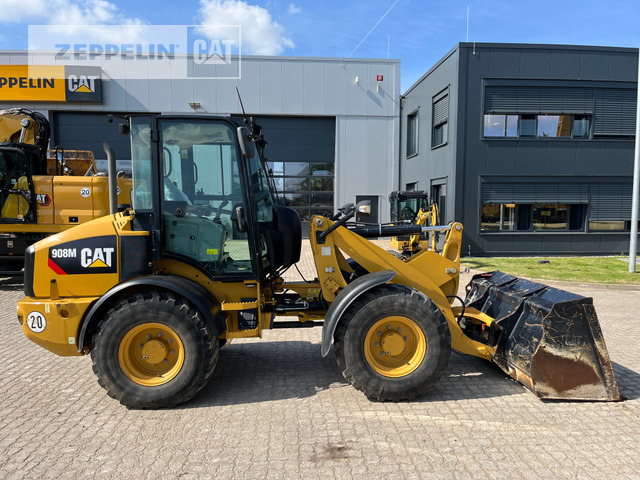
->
0, 65, 102, 102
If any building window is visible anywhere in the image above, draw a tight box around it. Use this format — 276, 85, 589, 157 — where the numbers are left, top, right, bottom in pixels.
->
432, 91, 448, 148
481, 203, 586, 232
572, 115, 591, 138
481, 204, 516, 231
431, 182, 446, 223
533, 203, 567, 230
267, 161, 334, 222
484, 114, 518, 137
537, 115, 572, 138
483, 114, 591, 139
406, 110, 419, 157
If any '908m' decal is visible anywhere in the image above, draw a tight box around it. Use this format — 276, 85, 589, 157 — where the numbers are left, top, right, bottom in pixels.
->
48, 236, 118, 275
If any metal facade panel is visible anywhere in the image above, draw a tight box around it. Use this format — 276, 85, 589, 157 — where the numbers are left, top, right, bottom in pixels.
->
489, 49, 521, 77
236, 61, 261, 113
550, 50, 581, 79
323, 62, 348, 114
545, 142, 577, 174
147, 79, 173, 113
336, 116, 397, 221
608, 52, 639, 81
303, 61, 326, 114
519, 50, 551, 78
576, 143, 606, 174
281, 61, 305, 114
259, 61, 283, 113
579, 51, 611, 80
345, 62, 371, 114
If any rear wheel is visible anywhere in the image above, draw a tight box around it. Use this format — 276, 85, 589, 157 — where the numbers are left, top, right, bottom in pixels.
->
91, 290, 218, 408
334, 284, 451, 401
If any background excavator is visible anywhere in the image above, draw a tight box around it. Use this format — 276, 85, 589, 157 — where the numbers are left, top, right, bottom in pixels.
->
16, 114, 620, 408
0, 108, 131, 275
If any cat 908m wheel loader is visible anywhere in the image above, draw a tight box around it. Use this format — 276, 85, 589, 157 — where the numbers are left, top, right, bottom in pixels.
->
16, 114, 620, 408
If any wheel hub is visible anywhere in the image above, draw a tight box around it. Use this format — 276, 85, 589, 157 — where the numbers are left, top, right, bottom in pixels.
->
380, 331, 405, 356
141, 339, 168, 365
364, 316, 427, 378
118, 323, 185, 386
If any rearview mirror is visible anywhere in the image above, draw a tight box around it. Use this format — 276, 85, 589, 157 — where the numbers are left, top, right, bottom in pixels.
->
356, 201, 371, 217
237, 127, 255, 159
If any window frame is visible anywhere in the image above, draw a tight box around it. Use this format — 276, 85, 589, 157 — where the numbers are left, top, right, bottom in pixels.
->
432, 90, 449, 149
480, 202, 587, 233
483, 113, 593, 140
406, 108, 419, 158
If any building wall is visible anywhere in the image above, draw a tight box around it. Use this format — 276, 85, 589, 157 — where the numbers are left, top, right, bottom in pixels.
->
401, 43, 639, 255
0, 53, 401, 221
399, 47, 459, 223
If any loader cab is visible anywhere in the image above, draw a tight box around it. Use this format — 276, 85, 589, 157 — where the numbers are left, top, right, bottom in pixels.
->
0, 145, 38, 223
390, 190, 429, 223
129, 115, 300, 281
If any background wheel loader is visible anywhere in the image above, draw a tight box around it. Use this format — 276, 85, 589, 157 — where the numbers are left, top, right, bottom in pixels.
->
389, 190, 439, 257
16, 114, 620, 408
0, 108, 132, 276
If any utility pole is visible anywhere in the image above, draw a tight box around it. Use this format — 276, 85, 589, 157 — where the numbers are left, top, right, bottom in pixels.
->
629, 43, 640, 273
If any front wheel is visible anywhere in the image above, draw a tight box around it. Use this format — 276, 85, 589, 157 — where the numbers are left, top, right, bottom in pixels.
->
334, 284, 451, 401
91, 291, 218, 408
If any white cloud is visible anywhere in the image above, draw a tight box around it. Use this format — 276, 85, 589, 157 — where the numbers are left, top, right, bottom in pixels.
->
288, 3, 301, 14
198, 0, 294, 56
0, 0, 143, 25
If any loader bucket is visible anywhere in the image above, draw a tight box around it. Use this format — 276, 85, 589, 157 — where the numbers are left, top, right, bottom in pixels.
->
465, 272, 620, 401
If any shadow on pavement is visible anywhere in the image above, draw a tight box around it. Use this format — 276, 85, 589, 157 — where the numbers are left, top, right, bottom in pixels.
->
184, 342, 521, 409
0, 275, 23, 291
612, 362, 640, 401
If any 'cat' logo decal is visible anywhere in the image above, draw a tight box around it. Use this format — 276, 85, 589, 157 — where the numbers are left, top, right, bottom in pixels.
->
48, 236, 117, 275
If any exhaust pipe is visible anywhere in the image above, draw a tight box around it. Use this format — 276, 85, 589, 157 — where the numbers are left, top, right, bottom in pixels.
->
102, 142, 118, 215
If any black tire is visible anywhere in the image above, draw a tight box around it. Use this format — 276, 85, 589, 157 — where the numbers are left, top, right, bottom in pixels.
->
91, 290, 218, 408
334, 284, 451, 401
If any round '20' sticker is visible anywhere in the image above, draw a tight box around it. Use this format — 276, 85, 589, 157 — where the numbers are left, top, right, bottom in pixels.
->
80, 187, 91, 198
27, 312, 47, 333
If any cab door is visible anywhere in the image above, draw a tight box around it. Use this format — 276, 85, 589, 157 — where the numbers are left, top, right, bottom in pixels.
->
158, 118, 257, 278
0, 147, 35, 223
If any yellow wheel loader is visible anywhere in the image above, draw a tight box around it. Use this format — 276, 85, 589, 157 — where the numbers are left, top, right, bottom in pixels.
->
16, 114, 620, 408
389, 190, 439, 257
0, 108, 132, 275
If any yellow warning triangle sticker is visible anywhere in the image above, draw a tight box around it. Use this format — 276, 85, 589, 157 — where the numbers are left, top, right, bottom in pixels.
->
75, 85, 93, 93
89, 258, 109, 268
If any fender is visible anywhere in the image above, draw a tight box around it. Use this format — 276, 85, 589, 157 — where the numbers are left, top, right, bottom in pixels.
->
77, 275, 227, 353
321, 270, 396, 357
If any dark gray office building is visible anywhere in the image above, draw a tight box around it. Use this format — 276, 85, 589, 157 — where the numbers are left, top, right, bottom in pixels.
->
400, 43, 639, 255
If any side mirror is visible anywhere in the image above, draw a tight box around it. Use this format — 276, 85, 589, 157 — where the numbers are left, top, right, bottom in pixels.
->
356, 200, 371, 217
237, 127, 255, 159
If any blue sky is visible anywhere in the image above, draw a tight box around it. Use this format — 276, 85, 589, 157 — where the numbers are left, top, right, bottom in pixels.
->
0, 0, 638, 91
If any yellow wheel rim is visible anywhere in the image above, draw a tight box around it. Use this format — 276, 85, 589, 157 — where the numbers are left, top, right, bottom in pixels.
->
364, 316, 426, 378
118, 322, 185, 386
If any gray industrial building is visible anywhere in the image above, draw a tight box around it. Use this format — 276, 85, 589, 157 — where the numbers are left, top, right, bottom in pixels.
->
0, 53, 400, 226
400, 43, 639, 255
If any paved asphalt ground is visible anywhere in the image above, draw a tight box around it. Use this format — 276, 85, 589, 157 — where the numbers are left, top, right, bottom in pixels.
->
1, 241, 639, 479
